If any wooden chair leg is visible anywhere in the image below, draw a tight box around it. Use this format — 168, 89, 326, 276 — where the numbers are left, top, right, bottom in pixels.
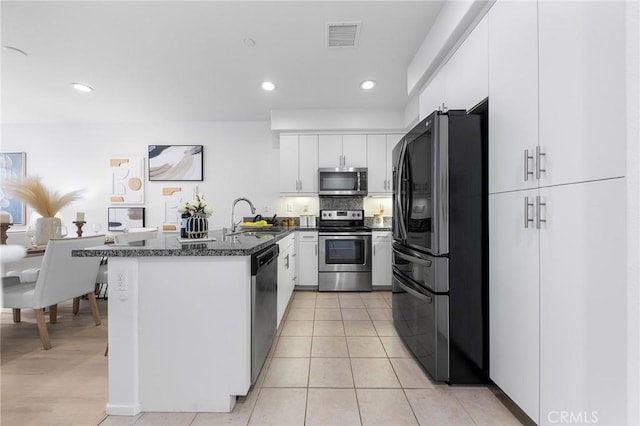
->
33, 309, 52, 350
87, 292, 101, 326
49, 304, 58, 324
12, 308, 21, 323
73, 297, 80, 315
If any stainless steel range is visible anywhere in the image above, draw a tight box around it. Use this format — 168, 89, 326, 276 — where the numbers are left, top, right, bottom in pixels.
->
318, 209, 372, 292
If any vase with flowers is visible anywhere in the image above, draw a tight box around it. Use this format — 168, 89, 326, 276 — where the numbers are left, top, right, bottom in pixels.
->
3, 176, 84, 245
178, 194, 213, 239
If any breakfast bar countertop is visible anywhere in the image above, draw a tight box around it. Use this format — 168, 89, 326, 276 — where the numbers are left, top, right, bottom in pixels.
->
73, 228, 294, 257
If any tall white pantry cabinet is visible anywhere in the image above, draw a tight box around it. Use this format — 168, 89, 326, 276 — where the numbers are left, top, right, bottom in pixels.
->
488, 1, 627, 425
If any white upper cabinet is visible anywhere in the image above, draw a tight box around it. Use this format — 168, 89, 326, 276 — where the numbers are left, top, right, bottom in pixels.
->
318, 135, 342, 168
319, 134, 366, 168
488, 0, 539, 194
419, 71, 446, 120
367, 134, 403, 194
298, 135, 319, 193
419, 16, 489, 120
279, 134, 318, 194
342, 135, 367, 167
538, 1, 626, 187
367, 135, 387, 193
280, 135, 301, 194
444, 15, 489, 112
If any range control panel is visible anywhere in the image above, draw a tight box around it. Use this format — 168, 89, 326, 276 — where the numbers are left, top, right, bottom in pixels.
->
320, 210, 363, 220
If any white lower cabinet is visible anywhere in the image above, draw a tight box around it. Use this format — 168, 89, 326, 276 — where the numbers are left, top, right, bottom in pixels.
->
489, 189, 540, 423
538, 178, 627, 426
372, 231, 392, 288
295, 232, 318, 288
277, 234, 296, 328
490, 178, 626, 425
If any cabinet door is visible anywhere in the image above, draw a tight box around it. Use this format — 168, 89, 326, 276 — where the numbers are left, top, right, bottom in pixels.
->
296, 233, 318, 287
386, 135, 403, 191
539, 178, 626, 426
318, 134, 343, 168
489, 189, 539, 423
342, 135, 367, 167
419, 70, 445, 120
280, 135, 299, 193
372, 232, 392, 288
488, 0, 539, 194
445, 15, 488, 112
366, 135, 387, 193
298, 135, 318, 193
538, 1, 626, 187
277, 247, 290, 328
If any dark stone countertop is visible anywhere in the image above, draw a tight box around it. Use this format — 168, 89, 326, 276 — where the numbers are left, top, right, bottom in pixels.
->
73, 228, 295, 258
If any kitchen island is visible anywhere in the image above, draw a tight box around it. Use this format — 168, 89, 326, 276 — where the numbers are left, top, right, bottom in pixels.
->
75, 229, 292, 415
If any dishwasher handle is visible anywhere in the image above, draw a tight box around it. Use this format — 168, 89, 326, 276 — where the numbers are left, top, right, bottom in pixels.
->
252, 245, 280, 275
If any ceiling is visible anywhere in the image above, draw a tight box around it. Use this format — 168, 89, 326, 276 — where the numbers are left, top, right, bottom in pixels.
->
1, 1, 444, 123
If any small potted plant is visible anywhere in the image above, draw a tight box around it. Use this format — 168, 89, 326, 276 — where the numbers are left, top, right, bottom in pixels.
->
178, 194, 213, 239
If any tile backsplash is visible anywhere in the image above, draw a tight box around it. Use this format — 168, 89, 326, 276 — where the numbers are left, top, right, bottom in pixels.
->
319, 197, 364, 210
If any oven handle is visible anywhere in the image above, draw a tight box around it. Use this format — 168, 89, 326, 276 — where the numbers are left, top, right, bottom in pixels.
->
394, 271, 433, 304
392, 245, 432, 267
319, 232, 372, 237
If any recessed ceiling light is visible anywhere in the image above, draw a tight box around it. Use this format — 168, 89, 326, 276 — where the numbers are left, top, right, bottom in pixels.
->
243, 38, 255, 47
71, 82, 93, 93
2, 45, 28, 57
360, 80, 376, 90
261, 81, 276, 91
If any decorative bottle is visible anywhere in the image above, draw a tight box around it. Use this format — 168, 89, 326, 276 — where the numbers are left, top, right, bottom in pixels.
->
180, 212, 190, 238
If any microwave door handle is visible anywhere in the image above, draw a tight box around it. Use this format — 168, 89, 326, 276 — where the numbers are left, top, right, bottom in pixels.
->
394, 272, 433, 304
357, 172, 361, 192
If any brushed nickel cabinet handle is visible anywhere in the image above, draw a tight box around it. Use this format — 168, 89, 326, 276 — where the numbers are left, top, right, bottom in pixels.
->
524, 149, 534, 181
536, 195, 547, 229
524, 196, 534, 229
536, 146, 546, 180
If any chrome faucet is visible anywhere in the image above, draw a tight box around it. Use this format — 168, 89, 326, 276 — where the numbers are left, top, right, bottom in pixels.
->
231, 197, 257, 232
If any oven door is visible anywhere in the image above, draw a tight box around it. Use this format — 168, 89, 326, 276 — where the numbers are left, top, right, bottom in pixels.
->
392, 268, 449, 381
318, 233, 372, 272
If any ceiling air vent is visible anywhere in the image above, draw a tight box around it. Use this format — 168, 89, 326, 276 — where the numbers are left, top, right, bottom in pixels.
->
327, 22, 360, 48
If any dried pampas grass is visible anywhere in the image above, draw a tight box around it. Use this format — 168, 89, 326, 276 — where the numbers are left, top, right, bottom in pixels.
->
3, 176, 84, 217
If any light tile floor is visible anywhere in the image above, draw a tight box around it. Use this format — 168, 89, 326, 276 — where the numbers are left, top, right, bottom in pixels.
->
1, 291, 533, 426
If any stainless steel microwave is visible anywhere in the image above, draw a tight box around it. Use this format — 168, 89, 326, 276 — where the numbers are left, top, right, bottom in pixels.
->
318, 168, 368, 196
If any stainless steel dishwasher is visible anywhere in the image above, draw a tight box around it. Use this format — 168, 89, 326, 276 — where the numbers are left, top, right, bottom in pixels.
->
251, 243, 279, 384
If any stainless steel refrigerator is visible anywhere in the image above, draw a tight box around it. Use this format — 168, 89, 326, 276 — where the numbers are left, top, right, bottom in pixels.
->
391, 107, 489, 384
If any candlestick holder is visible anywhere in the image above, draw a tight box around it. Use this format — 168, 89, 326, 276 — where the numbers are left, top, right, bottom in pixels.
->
0, 223, 13, 245
72, 221, 86, 237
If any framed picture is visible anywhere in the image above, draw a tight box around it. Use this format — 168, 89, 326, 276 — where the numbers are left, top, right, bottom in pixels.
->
109, 157, 145, 204
108, 207, 145, 231
148, 145, 203, 181
0, 152, 26, 224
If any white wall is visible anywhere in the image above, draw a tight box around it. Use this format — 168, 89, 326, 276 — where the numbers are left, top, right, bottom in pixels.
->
1, 121, 282, 232
627, 0, 640, 422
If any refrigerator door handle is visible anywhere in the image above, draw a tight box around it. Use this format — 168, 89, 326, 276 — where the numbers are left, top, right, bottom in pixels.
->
395, 140, 409, 240
394, 271, 433, 304
393, 245, 433, 267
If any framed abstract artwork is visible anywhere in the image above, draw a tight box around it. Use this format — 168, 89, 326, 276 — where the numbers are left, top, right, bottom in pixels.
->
108, 207, 145, 231
0, 152, 26, 224
148, 145, 203, 181
109, 157, 144, 204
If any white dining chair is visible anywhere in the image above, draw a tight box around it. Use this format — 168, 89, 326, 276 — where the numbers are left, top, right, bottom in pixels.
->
1, 235, 105, 350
